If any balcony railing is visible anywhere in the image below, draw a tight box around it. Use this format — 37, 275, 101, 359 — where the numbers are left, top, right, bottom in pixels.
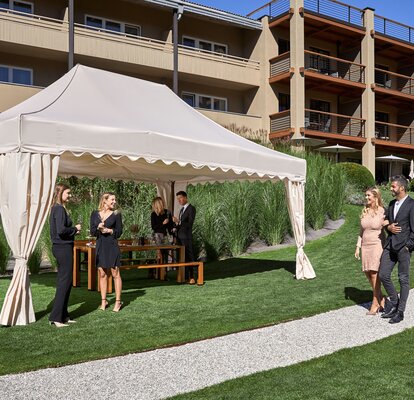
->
304, 51, 365, 83
247, 0, 290, 21
375, 15, 414, 45
270, 110, 291, 132
74, 23, 260, 70
270, 52, 290, 78
375, 68, 414, 96
375, 122, 414, 145
305, 109, 365, 137
248, 0, 364, 27
304, 0, 364, 27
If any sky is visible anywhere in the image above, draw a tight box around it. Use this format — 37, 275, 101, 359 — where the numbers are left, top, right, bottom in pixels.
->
194, 0, 414, 27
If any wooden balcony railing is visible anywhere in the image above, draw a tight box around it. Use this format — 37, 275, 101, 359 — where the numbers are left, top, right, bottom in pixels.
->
375, 121, 414, 145
304, 51, 365, 83
270, 109, 366, 138
375, 68, 414, 97
375, 15, 414, 45
270, 110, 291, 132
269, 52, 290, 78
305, 109, 365, 137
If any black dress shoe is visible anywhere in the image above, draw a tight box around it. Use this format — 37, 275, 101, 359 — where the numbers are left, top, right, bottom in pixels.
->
381, 305, 398, 318
389, 311, 404, 324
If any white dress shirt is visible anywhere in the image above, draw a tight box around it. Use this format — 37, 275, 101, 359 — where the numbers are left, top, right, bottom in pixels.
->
393, 195, 408, 220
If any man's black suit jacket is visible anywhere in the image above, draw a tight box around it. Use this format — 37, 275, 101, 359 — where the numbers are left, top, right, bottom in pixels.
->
385, 196, 414, 252
177, 204, 196, 241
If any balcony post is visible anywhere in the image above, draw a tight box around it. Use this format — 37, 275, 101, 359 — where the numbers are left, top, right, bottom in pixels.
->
68, 0, 74, 70
172, 6, 184, 95
361, 8, 376, 177
290, 0, 305, 139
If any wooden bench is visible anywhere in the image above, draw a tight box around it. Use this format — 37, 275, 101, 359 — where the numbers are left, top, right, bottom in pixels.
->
99, 261, 204, 293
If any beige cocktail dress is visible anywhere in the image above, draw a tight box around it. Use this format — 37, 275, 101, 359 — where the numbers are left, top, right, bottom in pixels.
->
357, 207, 385, 272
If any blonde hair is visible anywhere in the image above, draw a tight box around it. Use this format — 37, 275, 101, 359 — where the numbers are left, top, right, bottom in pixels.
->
361, 187, 384, 218
52, 183, 70, 206
98, 192, 116, 212
152, 197, 165, 216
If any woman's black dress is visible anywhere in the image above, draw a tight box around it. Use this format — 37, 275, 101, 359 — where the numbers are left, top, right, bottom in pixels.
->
151, 209, 173, 235
90, 211, 123, 269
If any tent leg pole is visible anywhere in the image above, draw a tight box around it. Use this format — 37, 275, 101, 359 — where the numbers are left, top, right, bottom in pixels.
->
68, 0, 74, 70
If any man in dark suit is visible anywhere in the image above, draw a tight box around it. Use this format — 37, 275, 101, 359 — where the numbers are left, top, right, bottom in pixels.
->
173, 191, 196, 283
379, 175, 414, 324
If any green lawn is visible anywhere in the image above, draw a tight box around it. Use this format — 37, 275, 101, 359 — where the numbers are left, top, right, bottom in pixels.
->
170, 328, 414, 400
0, 205, 411, 375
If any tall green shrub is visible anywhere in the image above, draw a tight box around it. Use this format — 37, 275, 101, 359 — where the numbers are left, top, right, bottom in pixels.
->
222, 182, 255, 256
28, 243, 43, 275
257, 181, 289, 245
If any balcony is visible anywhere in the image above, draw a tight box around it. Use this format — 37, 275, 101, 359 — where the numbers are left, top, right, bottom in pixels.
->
74, 24, 260, 87
269, 109, 365, 142
373, 69, 414, 106
374, 15, 414, 46
0, 82, 42, 112
269, 52, 291, 83
0, 8, 68, 54
374, 122, 414, 149
303, 51, 365, 93
197, 109, 263, 132
269, 51, 365, 92
249, 0, 364, 28
0, 8, 260, 87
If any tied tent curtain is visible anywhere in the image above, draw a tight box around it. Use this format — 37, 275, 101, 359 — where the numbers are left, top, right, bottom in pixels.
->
0, 153, 59, 326
284, 180, 316, 280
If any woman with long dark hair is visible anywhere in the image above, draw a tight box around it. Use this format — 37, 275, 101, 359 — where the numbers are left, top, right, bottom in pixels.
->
90, 192, 123, 312
49, 184, 81, 327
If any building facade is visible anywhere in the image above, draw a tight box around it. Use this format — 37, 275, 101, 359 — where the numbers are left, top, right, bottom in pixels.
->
0, 0, 413, 180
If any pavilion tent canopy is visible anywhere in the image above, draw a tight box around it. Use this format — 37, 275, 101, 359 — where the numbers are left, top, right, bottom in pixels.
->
0, 65, 315, 326
0, 64, 305, 184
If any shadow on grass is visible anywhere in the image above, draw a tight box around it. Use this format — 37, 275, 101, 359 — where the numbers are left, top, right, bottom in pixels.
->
205, 258, 296, 280
344, 286, 373, 309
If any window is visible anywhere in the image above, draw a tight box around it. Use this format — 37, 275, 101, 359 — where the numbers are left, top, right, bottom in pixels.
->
182, 36, 228, 55
375, 111, 389, 138
0, 65, 33, 85
309, 47, 330, 74
85, 15, 141, 37
0, 0, 33, 13
309, 99, 330, 132
182, 92, 227, 112
375, 64, 390, 88
279, 38, 290, 54
279, 93, 290, 112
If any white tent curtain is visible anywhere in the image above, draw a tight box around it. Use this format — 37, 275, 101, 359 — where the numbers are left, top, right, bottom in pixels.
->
0, 153, 59, 326
284, 180, 315, 280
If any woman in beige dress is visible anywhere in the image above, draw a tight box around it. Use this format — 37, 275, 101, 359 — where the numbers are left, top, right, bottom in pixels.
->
355, 187, 387, 315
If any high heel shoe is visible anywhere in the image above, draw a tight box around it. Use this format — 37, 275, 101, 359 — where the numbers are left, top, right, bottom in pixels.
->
99, 299, 109, 311
112, 299, 123, 313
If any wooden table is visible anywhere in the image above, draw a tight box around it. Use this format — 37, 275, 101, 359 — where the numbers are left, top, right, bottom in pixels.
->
73, 241, 185, 291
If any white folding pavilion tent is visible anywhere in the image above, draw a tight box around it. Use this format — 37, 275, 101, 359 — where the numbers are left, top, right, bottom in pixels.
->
0, 65, 315, 326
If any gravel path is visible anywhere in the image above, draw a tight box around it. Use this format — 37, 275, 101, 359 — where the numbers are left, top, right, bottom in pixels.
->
1, 291, 414, 400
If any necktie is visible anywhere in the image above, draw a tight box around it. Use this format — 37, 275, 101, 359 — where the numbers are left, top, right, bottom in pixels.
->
179, 207, 185, 223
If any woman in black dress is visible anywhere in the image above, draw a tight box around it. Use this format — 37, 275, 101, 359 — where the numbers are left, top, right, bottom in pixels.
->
151, 197, 173, 244
90, 192, 123, 312
49, 184, 81, 327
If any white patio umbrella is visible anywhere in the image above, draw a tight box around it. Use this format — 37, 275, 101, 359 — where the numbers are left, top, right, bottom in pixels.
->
375, 154, 410, 180
291, 135, 326, 147
409, 160, 414, 180
317, 144, 358, 162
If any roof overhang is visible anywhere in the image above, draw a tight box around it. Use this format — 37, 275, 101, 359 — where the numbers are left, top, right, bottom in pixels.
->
143, 0, 263, 30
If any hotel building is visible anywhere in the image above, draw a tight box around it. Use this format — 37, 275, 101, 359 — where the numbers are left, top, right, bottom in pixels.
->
0, 0, 413, 180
